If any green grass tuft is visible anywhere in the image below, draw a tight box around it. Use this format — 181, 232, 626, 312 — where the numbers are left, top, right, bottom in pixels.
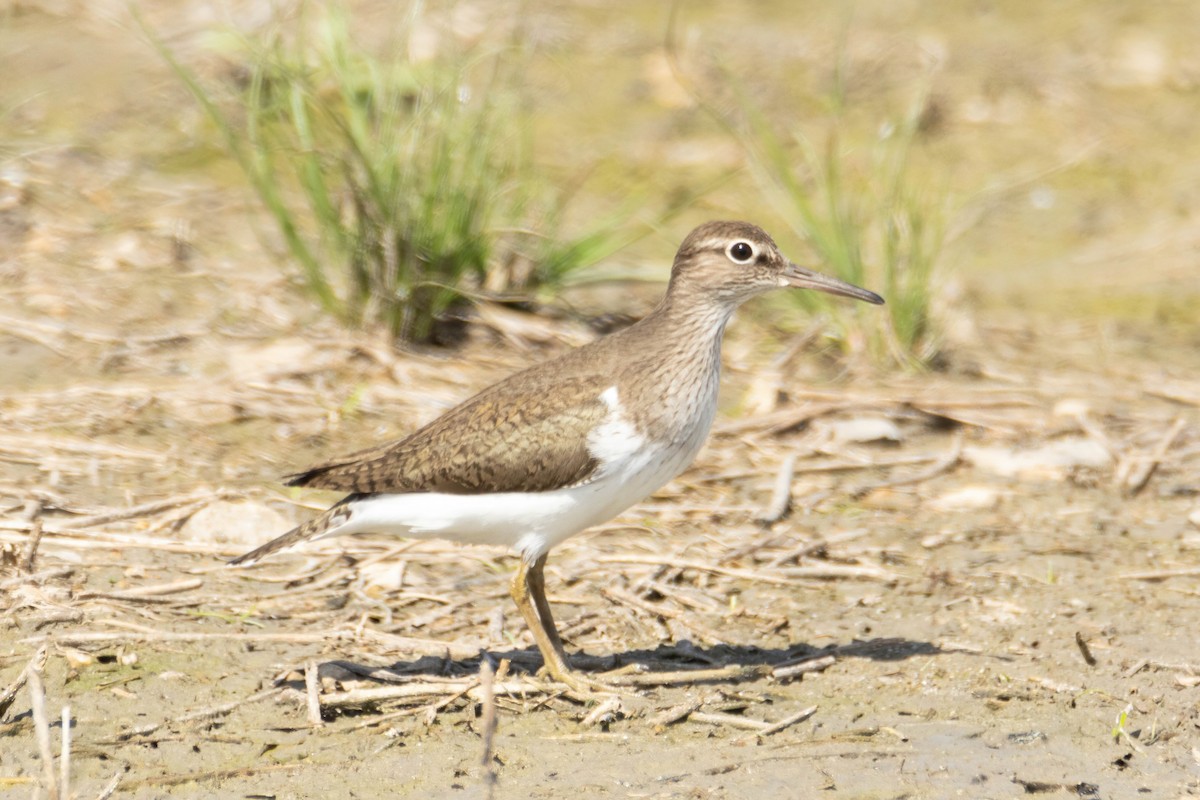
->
742, 80, 948, 369
667, 10, 949, 369
144, 5, 661, 344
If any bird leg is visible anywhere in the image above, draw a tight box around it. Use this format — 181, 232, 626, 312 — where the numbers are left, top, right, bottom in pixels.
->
510, 553, 571, 678
524, 553, 567, 656
510, 553, 614, 693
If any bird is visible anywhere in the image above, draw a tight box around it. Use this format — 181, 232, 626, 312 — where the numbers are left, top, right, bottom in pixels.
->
230, 220, 884, 691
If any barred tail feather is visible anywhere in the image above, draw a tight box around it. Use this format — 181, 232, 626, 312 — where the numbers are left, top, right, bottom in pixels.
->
227, 500, 355, 567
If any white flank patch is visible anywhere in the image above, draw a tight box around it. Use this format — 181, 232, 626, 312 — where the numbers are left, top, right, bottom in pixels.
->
588, 386, 646, 472
599, 385, 620, 410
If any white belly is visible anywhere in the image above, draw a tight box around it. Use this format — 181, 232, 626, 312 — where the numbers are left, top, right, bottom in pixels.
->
324, 383, 717, 560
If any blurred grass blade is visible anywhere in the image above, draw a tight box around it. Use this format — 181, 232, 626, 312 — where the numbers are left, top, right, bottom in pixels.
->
144, 4, 676, 345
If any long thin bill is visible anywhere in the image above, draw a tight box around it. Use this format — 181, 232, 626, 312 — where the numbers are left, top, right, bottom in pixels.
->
782, 262, 885, 305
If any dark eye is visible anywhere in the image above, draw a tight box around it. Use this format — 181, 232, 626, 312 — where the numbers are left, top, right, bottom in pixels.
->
728, 241, 754, 263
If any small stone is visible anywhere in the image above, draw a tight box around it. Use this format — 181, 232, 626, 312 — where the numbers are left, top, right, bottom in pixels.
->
361, 560, 406, 592
825, 417, 903, 445
920, 529, 961, 548
964, 438, 1110, 480
180, 501, 290, 546
929, 485, 1002, 512
62, 648, 94, 669
94, 231, 156, 271
225, 338, 319, 382
860, 488, 920, 510
1103, 33, 1169, 88
1052, 399, 1091, 418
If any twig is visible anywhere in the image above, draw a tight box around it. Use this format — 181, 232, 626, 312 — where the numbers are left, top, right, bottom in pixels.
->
20, 629, 359, 648
1074, 411, 1119, 460
786, 452, 942, 476
0, 567, 74, 592
694, 452, 947, 484
325, 661, 419, 685
355, 628, 482, 661
0, 311, 202, 346
601, 586, 681, 620
1120, 417, 1186, 495
19, 497, 46, 521
58, 490, 242, 529
20, 519, 44, 573
28, 663, 59, 800
0, 432, 168, 463
780, 564, 901, 582
600, 553, 900, 584
772, 637, 917, 670
1074, 632, 1097, 667
1123, 659, 1148, 678
715, 402, 856, 436
478, 659, 499, 800
77, 578, 204, 601
604, 664, 768, 686
0, 316, 70, 355
1145, 382, 1200, 407
305, 661, 323, 727
347, 683, 476, 731
773, 654, 837, 681
740, 704, 818, 741
121, 762, 306, 789
94, 771, 122, 800
758, 453, 797, 525
0, 644, 47, 720
601, 585, 730, 646
60, 705, 71, 799
116, 686, 280, 740
1119, 567, 1200, 581
850, 433, 964, 498
0, 521, 243, 557
580, 697, 623, 728
23, 621, 483, 660
648, 699, 703, 729
688, 710, 770, 732
595, 555, 796, 586
321, 679, 543, 708
1070, 633, 1099, 671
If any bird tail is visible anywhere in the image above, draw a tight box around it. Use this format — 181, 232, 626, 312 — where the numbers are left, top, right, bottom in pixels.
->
227, 498, 356, 567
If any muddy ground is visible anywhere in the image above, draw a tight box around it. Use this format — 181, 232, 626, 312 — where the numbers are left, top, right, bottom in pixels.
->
2, 2, 1200, 799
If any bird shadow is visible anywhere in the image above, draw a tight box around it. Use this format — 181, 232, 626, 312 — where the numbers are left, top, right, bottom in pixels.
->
317, 635, 996, 692
500, 636, 968, 676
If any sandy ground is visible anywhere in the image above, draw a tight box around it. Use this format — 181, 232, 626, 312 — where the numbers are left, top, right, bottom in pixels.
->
3, 344, 1198, 799
3, 2, 1200, 799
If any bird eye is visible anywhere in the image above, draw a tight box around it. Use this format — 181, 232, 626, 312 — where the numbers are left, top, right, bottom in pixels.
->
727, 241, 755, 263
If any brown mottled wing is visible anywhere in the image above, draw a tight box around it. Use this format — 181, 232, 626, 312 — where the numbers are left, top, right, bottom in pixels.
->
284, 372, 613, 494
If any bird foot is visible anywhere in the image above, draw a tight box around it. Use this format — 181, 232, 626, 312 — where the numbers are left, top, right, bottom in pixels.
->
538, 664, 626, 697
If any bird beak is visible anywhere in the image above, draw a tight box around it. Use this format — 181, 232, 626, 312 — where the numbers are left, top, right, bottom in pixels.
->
781, 262, 885, 305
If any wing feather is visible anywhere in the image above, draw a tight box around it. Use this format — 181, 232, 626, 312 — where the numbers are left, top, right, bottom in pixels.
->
284, 372, 612, 494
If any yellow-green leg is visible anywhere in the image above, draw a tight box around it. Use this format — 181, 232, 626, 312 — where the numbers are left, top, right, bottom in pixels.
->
525, 554, 566, 656
510, 553, 611, 693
